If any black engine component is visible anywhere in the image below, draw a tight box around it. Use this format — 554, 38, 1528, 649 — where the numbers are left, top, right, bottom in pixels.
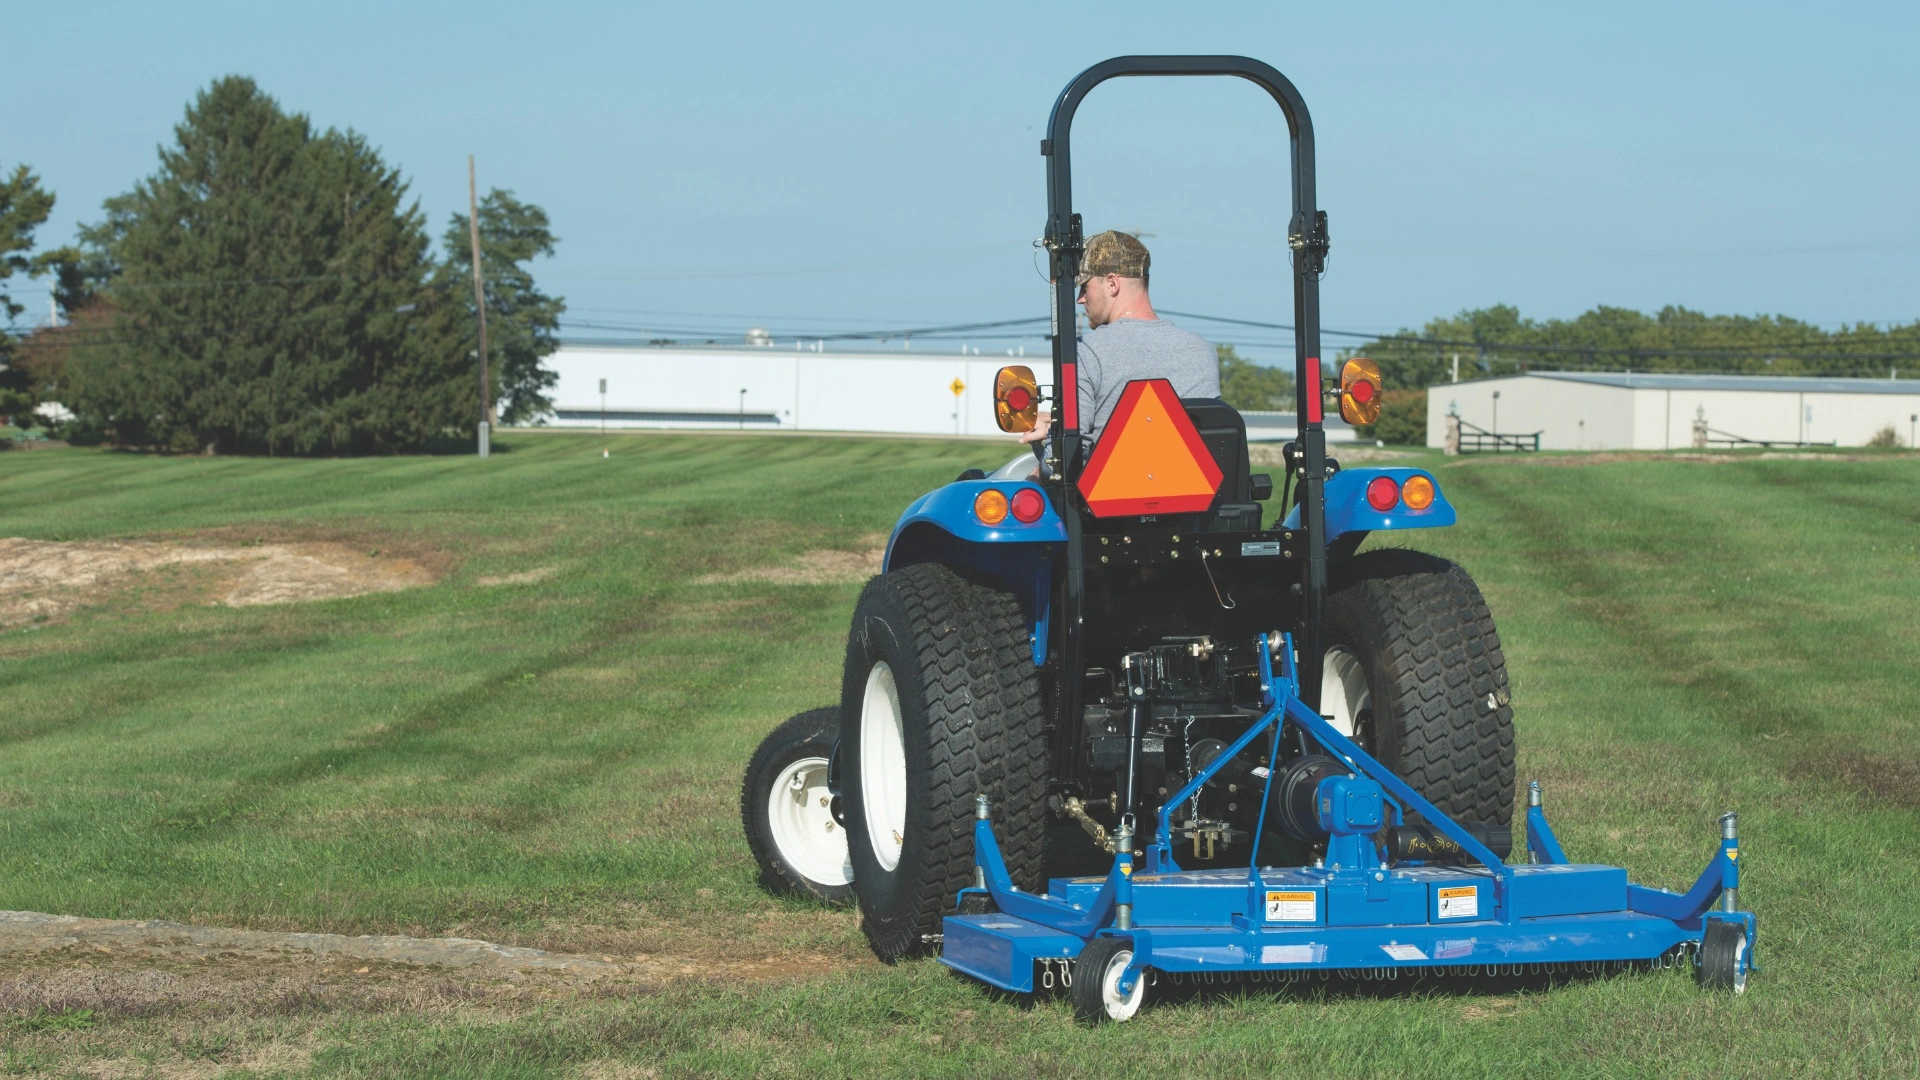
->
1271, 754, 1348, 842
1187, 738, 1262, 789
1382, 822, 1513, 863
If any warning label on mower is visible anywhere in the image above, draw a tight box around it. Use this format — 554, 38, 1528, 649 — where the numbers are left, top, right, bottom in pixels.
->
1437, 885, 1479, 919
1381, 943, 1427, 961
1265, 891, 1316, 922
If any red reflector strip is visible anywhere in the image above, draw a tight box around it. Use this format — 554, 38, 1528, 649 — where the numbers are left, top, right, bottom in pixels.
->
1305, 358, 1323, 423
1060, 363, 1078, 430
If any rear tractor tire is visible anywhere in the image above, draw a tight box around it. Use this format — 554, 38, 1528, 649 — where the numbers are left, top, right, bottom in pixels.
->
1324, 549, 1517, 830
741, 707, 854, 906
839, 562, 1049, 962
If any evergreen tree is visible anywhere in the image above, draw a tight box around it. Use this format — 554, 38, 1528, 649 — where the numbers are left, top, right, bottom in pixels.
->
64, 77, 469, 453
442, 190, 564, 424
0, 163, 57, 422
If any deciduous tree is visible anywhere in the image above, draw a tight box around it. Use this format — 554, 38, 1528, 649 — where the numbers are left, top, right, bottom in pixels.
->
442, 190, 565, 424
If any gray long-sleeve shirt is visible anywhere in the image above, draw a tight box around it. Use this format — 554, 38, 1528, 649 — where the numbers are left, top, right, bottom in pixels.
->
1074, 317, 1221, 444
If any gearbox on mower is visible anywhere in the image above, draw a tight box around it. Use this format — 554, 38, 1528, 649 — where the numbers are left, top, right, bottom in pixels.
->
742, 55, 1754, 1022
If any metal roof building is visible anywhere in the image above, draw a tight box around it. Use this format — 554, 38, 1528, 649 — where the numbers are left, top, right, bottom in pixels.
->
1426, 371, 1920, 451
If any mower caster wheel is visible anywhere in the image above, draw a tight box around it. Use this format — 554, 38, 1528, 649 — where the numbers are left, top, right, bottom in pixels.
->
1072, 937, 1146, 1024
1699, 920, 1750, 994
741, 708, 853, 906
956, 893, 996, 916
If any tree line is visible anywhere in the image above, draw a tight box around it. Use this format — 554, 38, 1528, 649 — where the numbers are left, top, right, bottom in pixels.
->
1349, 303, 1920, 393
2, 76, 562, 454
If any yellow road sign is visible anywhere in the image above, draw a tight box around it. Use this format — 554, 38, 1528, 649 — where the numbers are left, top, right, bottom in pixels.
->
950, 378, 966, 397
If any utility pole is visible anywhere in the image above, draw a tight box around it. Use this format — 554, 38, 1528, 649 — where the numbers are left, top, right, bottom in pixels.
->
468, 155, 492, 458
599, 378, 607, 433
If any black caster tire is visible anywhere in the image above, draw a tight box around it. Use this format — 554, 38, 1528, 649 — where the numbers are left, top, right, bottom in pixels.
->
1699, 920, 1750, 994
741, 707, 854, 906
1072, 936, 1147, 1024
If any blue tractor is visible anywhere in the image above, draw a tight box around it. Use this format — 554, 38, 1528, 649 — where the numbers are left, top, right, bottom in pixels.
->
742, 56, 1753, 1022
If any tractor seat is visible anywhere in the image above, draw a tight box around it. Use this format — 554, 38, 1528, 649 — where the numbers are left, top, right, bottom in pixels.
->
1178, 398, 1268, 532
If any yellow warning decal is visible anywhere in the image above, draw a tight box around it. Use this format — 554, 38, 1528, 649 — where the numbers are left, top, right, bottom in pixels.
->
1437, 885, 1479, 920
1727, 849, 1738, 861
1266, 890, 1316, 922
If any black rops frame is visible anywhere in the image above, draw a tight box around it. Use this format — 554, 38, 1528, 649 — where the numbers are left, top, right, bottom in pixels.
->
1040, 55, 1333, 739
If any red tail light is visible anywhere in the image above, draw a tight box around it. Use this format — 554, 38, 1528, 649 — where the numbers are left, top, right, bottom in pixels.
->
1010, 487, 1045, 523
1365, 476, 1400, 511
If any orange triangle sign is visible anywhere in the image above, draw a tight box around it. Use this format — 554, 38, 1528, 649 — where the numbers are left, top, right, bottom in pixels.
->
1077, 379, 1224, 517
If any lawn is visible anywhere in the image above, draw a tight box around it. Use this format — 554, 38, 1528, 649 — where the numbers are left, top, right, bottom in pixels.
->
1, 434, 1916, 1077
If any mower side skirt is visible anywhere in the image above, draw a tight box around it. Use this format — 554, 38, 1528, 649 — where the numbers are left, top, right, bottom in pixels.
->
941, 914, 1081, 993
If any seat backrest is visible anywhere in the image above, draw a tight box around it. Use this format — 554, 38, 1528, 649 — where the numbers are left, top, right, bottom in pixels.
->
1181, 397, 1252, 506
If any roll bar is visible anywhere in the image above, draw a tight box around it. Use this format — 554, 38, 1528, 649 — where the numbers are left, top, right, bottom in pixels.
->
1041, 56, 1333, 725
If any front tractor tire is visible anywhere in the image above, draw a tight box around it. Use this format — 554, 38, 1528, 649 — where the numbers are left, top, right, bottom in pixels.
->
840, 562, 1048, 962
1324, 549, 1517, 829
741, 708, 854, 905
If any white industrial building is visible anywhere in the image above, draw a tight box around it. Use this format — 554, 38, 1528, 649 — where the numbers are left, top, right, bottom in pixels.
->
535, 342, 1355, 442
1426, 371, 1920, 451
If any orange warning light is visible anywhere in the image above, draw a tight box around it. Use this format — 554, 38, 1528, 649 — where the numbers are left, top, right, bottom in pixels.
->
1402, 474, 1435, 510
1076, 379, 1224, 518
1340, 357, 1383, 426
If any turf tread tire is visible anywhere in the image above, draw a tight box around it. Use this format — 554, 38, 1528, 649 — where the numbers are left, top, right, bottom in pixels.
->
840, 561, 1048, 962
740, 707, 852, 906
1328, 549, 1516, 828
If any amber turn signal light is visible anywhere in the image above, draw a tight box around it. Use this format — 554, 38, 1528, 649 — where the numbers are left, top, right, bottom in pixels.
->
1402, 474, 1436, 511
974, 488, 1010, 524
994, 365, 1040, 433
1339, 357, 1383, 426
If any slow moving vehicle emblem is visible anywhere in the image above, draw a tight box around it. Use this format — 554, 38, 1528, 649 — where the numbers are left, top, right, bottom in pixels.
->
1077, 379, 1223, 517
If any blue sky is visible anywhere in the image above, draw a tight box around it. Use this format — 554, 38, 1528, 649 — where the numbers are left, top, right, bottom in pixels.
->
9, 1, 1916, 364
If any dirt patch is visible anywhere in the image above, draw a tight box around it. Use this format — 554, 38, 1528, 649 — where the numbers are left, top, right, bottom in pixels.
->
0, 537, 436, 628
1796, 751, 1920, 810
696, 547, 883, 586
0, 908, 866, 989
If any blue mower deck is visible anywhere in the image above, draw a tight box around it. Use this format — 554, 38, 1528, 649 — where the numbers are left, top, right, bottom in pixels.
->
940, 634, 1754, 998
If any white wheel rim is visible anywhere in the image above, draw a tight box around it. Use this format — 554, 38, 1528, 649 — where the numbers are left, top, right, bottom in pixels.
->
766, 754, 852, 887
1731, 932, 1749, 994
1101, 948, 1145, 1021
1322, 646, 1371, 739
860, 662, 907, 872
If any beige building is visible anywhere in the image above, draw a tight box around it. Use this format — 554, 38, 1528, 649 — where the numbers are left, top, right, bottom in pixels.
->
1426, 372, 1920, 451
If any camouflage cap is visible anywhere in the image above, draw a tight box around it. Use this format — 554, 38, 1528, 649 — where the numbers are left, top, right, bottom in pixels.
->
1075, 230, 1150, 286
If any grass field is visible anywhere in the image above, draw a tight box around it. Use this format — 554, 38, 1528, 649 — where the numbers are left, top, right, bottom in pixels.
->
2, 433, 1917, 1077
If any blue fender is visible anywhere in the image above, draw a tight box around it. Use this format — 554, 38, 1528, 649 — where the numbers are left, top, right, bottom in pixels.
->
885, 480, 1064, 667
1282, 467, 1455, 540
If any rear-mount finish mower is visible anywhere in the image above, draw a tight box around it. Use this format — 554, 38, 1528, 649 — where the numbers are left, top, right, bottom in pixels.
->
742, 55, 1755, 1022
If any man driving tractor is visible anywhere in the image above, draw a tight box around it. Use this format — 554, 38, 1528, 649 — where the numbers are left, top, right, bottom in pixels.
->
1020, 229, 1219, 447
